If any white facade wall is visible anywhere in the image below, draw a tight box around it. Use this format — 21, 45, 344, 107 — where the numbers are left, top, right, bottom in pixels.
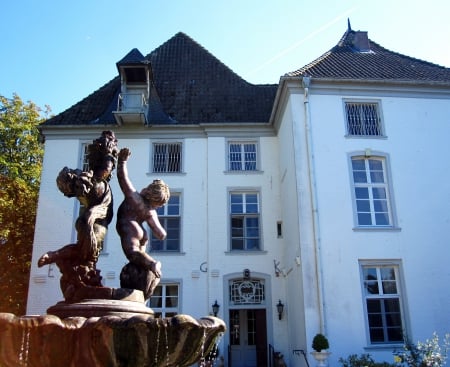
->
27, 127, 289, 364
279, 81, 450, 366
276, 94, 311, 365
27, 138, 89, 313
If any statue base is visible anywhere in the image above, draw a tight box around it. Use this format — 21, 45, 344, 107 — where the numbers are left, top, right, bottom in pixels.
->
48, 298, 154, 319
47, 288, 154, 318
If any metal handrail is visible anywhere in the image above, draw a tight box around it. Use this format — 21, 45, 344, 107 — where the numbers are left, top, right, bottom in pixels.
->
116, 92, 148, 112
269, 344, 274, 367
293, 349, 310, 367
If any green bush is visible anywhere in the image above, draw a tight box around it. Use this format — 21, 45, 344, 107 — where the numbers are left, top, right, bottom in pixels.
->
339, 354, 396, 367
312, 334, 330, 352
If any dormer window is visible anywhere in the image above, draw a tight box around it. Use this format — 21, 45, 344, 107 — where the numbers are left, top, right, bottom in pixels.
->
113, 48, 152, 125
123, 67, 147, 84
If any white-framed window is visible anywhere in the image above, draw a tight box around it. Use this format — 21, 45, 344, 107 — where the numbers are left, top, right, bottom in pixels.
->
360, 261, 405, 345
228, 141, 258, 171
350, 154, 394, 227
345, 101, 384, 137
152, 142, 182, 173
147, 282, 180, 318
81, 142, 90, 171
149, 193, 181, 252
230, 191, 260, 250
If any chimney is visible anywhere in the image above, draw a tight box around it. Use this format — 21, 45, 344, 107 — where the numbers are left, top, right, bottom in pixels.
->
352, 31, 370, 52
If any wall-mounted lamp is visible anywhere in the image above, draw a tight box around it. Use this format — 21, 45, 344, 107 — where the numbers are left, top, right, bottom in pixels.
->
276, 300, 284, 320
212, 300, 220, 317
243, 269, 250, 279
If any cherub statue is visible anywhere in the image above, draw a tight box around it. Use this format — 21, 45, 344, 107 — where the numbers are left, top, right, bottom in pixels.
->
37, 131, 118, 301
116, 147, 170, 300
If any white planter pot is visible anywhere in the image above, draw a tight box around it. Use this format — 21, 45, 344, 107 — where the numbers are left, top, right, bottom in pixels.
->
310, 351, 331, 367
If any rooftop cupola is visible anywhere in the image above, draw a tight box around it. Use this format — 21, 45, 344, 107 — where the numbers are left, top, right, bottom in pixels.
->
113, 48, 152, 125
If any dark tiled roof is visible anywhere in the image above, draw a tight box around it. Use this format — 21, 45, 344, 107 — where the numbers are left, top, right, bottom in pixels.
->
116, 48, 146, 66
43, 78, 121, 126
44, 32, 278, 126
286, 28, 450, 83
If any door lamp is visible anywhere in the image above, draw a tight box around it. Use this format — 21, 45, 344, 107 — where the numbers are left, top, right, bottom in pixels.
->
212, 300, 220, 317
276, 300, 284, 320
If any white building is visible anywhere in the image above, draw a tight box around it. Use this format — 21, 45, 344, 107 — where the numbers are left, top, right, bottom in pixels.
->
27, 25, 450, 367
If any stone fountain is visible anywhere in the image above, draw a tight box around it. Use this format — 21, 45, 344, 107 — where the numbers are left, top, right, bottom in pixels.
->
0, 131, 225, 367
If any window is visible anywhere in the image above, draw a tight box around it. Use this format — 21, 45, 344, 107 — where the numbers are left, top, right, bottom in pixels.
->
148, 283, 180, 318
229, 278, 265, 305
345, 102, 383, 136
153, 142, 182, 173
230, 192, 260, 250
150, 193, 181, 251
228, 142, 257, 171
351, 156, 393, 227
360, 262, 405, 344
81, 142, 90, 171
230, 310, 256, 346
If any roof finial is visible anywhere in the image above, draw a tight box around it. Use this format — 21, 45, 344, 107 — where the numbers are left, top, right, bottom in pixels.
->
347, 18, 352, 31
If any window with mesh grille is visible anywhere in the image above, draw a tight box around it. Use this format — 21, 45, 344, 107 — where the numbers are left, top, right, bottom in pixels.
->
228, 142, 257, 171
345, 102, 383, 136
153, 142, 182, 173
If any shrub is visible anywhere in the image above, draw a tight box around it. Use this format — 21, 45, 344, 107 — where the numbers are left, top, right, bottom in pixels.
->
339, 353, 395, 367
312, 334, 330, 352
393, 332, 449, 367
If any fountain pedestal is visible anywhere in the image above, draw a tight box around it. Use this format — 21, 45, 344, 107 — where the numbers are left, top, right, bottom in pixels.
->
0, 310, 225, 367
1, 287, 226, 366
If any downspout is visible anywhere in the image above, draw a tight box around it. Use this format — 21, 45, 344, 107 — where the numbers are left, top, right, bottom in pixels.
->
301, 76, 327, 335
206, 136, 210, 318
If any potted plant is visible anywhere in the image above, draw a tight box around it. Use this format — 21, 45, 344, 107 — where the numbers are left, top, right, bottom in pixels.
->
310, 333, 331, 367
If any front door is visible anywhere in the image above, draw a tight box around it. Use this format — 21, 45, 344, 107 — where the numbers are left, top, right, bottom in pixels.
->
229, 309, 267, 367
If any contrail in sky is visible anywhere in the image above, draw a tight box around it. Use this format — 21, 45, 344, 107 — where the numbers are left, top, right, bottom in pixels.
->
247, 7, 358, 76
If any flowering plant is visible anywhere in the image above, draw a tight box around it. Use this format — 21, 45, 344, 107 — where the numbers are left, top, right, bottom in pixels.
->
394, 333, 449, 367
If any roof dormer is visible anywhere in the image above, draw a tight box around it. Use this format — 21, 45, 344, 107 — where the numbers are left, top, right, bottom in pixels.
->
113, 48, 152, 125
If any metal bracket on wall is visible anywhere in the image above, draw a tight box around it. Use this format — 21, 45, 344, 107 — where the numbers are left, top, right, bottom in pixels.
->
293, 349, 310, 367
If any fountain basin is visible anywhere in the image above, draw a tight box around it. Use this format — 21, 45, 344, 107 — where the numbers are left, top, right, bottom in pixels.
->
0, 312, 226, 367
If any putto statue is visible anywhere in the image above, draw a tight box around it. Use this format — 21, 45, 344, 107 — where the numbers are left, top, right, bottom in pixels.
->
116, 148, 170, 299
38, 131, 118, 301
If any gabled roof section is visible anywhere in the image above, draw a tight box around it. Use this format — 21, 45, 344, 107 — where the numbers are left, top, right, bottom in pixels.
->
286, 26, 450, 83
116, 48, 146, 66
43, 32, 277, 126
145, 32, 277, 124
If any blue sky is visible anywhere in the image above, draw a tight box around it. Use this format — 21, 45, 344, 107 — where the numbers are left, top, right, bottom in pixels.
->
2, 0, 449, 115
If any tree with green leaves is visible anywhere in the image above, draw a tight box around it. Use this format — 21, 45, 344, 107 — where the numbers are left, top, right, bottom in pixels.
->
0, 93, 49, 315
